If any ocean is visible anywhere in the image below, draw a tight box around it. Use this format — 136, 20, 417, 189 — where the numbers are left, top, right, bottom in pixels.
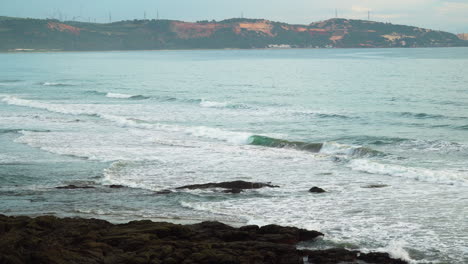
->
0, 48, 467, 263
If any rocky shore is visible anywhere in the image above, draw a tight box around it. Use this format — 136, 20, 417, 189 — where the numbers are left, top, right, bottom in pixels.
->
0, 214, 407, 264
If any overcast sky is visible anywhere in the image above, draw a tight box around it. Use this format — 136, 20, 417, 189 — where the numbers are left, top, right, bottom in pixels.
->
2, 0, 468, 33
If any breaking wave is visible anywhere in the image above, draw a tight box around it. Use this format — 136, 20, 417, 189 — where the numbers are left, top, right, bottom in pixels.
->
348, 159, 468, 186
292, 110, 352, 119
332, 135, 408, 146
398, 111, 468, 121
105, 92, 149, 100
40, 82, 75, 87
199, 100, 251, 109
0, 95, 252, 144
0, 128, 50, 134
247, 135, 383, 158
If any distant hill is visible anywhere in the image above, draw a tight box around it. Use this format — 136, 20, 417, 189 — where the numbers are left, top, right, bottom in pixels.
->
0, 16, 466, 51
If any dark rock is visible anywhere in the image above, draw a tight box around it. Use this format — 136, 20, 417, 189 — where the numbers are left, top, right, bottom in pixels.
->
176, 180, 279, 190
0, 214, 407, 264
359, 252, 408, 264
155, 190, 172, 195
222, 188, 243, 194
362, 184, 390, 188
108, 185, 126, 189
307, 248, 407, 264
309, 187, 326, 193
55, 185, 95, 189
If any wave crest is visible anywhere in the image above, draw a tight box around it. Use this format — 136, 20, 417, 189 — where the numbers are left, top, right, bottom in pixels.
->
106, 93, 149, 100
40, 82, 75, 87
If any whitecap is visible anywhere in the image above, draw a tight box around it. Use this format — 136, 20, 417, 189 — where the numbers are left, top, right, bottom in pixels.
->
200, 100, 229, 108
348, 159, 468, 186
106, 92, 134, 99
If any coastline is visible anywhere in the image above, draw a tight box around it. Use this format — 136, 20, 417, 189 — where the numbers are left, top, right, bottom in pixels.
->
0, 214, 407, 264
1, 46, 467, 54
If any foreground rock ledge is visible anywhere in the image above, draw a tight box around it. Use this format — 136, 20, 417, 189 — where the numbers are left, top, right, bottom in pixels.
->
0, 215, 407, 264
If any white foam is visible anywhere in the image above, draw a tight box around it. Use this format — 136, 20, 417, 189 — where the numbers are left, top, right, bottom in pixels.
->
378, 240, 412, 263
320, 141, 358, 156
1, 95, 253, 144
1, 95, 96, 116
106, 92, 134, 99
41, 82, 73, 86
348, 159, 468, 186
42, 82, 59, 86
398, 139, 468, 153
200, 100, 229, 108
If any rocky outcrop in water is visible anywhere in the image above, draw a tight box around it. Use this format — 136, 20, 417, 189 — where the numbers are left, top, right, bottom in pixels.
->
0, 215, 408, 264
305, 248, 407, 264
176, 180, 279, 190
309, 187, 326, 193
55, 184, 95, 189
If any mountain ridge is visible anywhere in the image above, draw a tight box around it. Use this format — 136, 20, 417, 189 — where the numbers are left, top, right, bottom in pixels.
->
1, 16, 466, 51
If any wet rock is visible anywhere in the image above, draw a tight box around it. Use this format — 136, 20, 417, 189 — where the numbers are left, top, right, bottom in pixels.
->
176, 180, 279, 190
155, 189, 172, 195
362, 184, 390, 188
0, 215, 407, 264
306, 248, 407, 264
55, 185, 95, 189
108, 185, 126, 189
309, 187, 326, 193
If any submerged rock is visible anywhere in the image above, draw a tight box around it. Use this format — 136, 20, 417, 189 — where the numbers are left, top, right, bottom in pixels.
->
107, 184, 126, 189
55, 184, 95, 189
155, 189, 172, 195
176, 180, 279, 190
362, 184, 390, 188
0, 215, 407, 264
309, 187, 326, 193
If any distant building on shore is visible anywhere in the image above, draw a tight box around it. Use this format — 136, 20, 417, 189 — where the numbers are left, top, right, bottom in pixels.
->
458, 33, 468, 40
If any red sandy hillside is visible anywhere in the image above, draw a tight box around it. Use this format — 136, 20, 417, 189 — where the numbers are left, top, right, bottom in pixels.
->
47, 22, 81, 35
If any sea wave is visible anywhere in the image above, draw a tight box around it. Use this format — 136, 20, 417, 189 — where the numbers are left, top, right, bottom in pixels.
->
199, 100, 251, 109
0, 128, 50, 134
40, 82, 75, 87
397, 139, 468, 153
1, 95, 98, 116
247, 135, 383, 158
1, 95, 253, 144
0, 80, 22, 85
0, 79, 22, 83
348, 159, 468, 186
397, 111, 468, 121
106, 92, 149, 100
332, 135, 408, 146
292, 110, 352, 119
199, 100, 229, 108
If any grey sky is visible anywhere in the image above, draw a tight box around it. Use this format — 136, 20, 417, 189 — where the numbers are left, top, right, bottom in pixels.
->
1, 0, 467, 33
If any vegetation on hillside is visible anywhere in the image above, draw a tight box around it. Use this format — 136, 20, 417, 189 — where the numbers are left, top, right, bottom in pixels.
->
0, 16, 466, 51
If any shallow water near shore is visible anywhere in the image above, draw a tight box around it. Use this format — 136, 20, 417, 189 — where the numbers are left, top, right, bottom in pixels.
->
1, 48, 467, 263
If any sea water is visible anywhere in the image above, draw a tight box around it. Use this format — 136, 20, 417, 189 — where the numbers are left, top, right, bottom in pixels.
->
0, 48, 467, 263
